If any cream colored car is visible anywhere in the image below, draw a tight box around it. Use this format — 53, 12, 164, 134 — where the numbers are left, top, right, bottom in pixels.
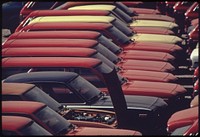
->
68, 5, 178, 29
28, 16, 182, 44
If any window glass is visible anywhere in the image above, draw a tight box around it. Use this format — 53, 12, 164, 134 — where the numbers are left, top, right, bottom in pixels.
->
107, 26, 131, 45
35, 106, 72, 134
97, 35, 122, 54
20, 121, 52, 135
24, 86, 62, 111
33, 82, 83, 103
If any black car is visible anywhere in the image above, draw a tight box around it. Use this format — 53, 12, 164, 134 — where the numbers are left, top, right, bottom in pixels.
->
3, 71, 168, 134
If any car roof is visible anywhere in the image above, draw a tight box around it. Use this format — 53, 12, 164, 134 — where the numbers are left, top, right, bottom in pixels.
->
21, 22, 112, 31
2, 115, 32, 131
9, 31, 101, 40
68, 4, 116, 11
2, 83, 35, 95
2, 101, 45, 115
3, 39, 98, 48
30, 9, 110, 16
2, 47, 97, 57
2, 57, 102, 68
29, 16, 115, 25
4, 71, 79, 84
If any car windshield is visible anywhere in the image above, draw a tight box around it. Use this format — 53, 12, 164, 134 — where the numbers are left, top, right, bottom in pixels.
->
94, 43, 120, 63
111, 18, 134, 37
95, 62, 126, 85
107, 26, 132, 45
35, 106, 73, 134
68, 75, 103, 103
24, 86, 62, 112
20, 121, 52, 135
115, 2, 135, 16
97, 35, 122, 54
91, 52, 121, 72
113, 6, 133, 23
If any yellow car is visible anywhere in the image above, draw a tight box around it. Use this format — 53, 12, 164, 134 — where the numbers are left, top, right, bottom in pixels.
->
28, 16, 182, 44
68, 5, 178, 29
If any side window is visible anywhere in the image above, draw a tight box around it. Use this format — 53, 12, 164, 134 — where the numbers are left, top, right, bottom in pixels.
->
64, 67, 105, 87
34, 82, 84, 103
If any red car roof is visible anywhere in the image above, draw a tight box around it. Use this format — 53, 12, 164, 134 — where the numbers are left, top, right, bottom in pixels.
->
8, 31, 101, 41
18, 22, 112, 32
2, 47, 96, 57
3, 39, 98, 48
2, 116, 32, 131
2, 83, 35, 95
2, 101, 45, 115
167, 107, 198, 132
2, 57, 101, 68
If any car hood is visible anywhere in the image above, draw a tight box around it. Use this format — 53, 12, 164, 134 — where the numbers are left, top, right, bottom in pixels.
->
129, 20, 178, 29
130, 34, 182, 44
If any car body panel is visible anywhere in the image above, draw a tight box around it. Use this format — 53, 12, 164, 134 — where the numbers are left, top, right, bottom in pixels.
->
58, 1, 160, 14
185, 2, 199, 21
2, 57, 187, 101
2, 116, 52, 135
26, 15, 181, 44
2, 47, 177, 83
130, 33, 182, 44
2, 71, 168, 111
171, 119, 198, 136
5, 31, 176, 62
16, 9, 174, 35
123, 41, 182, 53
2, 101, 141, 135
2, 39, 175, 73
67, 4, 173, 22
17, 22, 182, 54
167, 107, 198, 133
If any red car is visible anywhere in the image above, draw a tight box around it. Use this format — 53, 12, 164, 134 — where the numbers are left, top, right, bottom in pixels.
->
2, 57, 187, 103
170, 119, 198, 135
19, 1, 65, 20
2, 47, 178, 83
2, 82, 118, 128
2, 116, 52, 135
184, 2, 199, 27
17, 22, 183, 55
2, 101, 141, 135
167, 106, 198, 133
56, 1, 161, 15
2, 38, 176, 73
5, 31, 176, 63
16, 9, 175, 35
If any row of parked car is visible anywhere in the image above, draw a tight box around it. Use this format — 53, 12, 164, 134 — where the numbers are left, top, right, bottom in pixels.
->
2, 1, 199, 136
